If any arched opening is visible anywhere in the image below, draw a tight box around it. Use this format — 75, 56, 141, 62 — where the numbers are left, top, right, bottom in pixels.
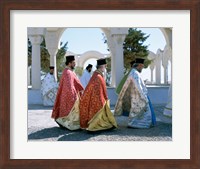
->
51, 27, 171, 86
28, 27, 171, 89
58, 27, 171, 85
137, 28, 168, 84
59, 28, 110, 84
60, 28, 109, 54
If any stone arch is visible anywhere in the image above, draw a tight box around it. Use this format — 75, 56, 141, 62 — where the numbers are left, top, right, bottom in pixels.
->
159, 28, 172, 48
28, 27, 172, 89
78, 51, 107, 67
46, 27, 171, 68
49, 28, 111, 51
45, 27, 171, 87
47, 27, 171, 54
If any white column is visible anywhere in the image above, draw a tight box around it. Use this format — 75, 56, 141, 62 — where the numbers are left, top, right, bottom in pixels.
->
104, 28, 128, 87
164, 67, 168, 84
151, 69, 153, 83
149, 62, 155, 84
29, 35, 43, 89
110, 55, 115, 87
48, 48, 58, 81
162, 59, 168, 84
147, 51, 156, 84
45, 31, 60, 82
155, 49, 162, 84
162, 45, 172, 84
155, 58, 161, 84
111, 34, 126, 87
28, 66, 31, 86
161, 29, 172, 117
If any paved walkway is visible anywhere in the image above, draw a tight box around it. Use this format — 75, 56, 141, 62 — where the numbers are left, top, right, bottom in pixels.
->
28, 104, 172, 141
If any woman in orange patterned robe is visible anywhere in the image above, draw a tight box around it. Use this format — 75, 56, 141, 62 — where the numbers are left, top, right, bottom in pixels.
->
79, 58, 117, 131
51, 55, 84, 130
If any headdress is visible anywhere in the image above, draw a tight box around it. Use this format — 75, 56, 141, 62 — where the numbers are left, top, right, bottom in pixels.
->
97, 58, 107, 66
65, 55, 75, 65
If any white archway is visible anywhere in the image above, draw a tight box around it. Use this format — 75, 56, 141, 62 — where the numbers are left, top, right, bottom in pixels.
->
54, 27, 128, 87
78, 51, 107, 67
28, 27, 172, 89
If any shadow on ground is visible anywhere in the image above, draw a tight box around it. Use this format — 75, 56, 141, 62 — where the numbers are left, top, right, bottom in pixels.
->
28, 121, 172, 141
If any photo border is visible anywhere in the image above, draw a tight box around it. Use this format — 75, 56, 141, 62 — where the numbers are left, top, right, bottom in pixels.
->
1, 0, 200, 169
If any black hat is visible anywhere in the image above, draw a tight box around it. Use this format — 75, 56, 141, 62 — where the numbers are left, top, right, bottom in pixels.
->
135, 58, 145, 64
86, 64, 93, 70
49, 66, 54, 69
130, 60, 136, 66
65, 55, 75, 65
97, 58, 107, 66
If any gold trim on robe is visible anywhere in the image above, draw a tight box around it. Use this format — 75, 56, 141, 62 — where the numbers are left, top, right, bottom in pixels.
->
80, 70, 117, 131
56, 94, 80, 130
87, 100, 117, 131
51, 67, 84, 130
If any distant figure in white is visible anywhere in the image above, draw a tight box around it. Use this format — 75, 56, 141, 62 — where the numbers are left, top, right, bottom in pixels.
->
80, 64, 93, 89
41, 66, 58, 106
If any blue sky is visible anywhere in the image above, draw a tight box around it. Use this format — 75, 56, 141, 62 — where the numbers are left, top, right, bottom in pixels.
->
60, 28, 169, 83
60, 28, 109, 54
60, 27, 166, 54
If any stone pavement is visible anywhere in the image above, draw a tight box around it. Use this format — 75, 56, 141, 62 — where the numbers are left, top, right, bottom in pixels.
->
28, 104, 172, 141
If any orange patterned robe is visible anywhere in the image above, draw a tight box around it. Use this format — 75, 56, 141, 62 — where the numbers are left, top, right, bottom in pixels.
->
51, 68, 83, 120
80, 70, 117, 131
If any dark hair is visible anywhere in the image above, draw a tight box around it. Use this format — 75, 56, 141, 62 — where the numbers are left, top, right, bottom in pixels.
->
65, 60, 72, 65
49, 66, 54, 69
96, 65, 104, 69
86, 64, 93, 70
133, 63, 139, 68
65, 55, 75, 65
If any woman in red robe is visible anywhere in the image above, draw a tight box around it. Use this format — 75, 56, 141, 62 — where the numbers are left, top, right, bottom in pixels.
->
51, 55, 84, 130
79, 58, 117, 131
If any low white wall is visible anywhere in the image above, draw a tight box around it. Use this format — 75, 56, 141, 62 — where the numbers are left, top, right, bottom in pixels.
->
28, 86, 170, 105
28, 89, 43, 104
147, 86, 169, 104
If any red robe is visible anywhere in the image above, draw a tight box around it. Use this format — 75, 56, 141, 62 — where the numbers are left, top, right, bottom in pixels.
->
51, 68, 84, 119
79, 70, 108, 128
